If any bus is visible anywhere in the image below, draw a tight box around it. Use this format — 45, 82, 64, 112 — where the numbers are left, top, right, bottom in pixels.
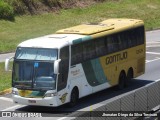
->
5, 19, 145, 107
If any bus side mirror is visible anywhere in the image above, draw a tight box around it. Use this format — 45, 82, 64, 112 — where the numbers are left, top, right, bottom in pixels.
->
5, 57, 14, 71
54, 59, 61, 74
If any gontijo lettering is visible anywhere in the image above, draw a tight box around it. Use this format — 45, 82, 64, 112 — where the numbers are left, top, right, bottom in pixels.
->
106, 52, 128, 65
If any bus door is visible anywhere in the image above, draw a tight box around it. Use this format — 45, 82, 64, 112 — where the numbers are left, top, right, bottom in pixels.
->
57, 46, 69, 104
70, 44, 92, 97
70, 64, 92, 97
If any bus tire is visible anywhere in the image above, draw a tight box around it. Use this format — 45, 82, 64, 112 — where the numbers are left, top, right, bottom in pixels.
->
69, 87, 79, 107
126, 68, 133, 87
118, 71, 126, 90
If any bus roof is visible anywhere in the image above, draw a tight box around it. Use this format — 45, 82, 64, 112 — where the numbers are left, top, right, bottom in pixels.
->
56, 19, 144, 35
18, 34, 87, 49
18, 19, 144, 49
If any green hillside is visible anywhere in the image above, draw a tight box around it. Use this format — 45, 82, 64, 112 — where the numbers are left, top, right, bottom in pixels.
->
3, 0, 103, 15
0, 0, 160, 53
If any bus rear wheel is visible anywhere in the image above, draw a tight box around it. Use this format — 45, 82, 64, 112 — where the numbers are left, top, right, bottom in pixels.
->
118, 71, 127, 90
126, 68, 133, 87
69, 87, 79, 107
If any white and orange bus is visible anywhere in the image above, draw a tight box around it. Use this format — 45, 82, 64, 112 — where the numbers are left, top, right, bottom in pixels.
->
5, 19, 145, 107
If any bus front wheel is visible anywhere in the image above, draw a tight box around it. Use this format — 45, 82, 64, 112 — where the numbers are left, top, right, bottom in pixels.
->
69, 87, 79, 107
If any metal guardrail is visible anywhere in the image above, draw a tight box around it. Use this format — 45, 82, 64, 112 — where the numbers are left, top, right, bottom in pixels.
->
74, 80, 160, 120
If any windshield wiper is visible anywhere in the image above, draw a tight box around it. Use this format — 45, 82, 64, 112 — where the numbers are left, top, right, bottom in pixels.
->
14, 85, 51, 91
14, 85, 31, 90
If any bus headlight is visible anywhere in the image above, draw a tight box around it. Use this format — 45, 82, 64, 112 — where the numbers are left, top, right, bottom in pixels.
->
45, 92, 58, 97
12, 90, 19, 95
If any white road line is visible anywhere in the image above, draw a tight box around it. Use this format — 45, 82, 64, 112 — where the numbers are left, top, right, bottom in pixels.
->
0, 97, 13, 102
145, 60, 150, 62
146, 29, 160, 33
146, 42, 160, 43
146, 52, 160, 55
155, 79, 160, 82
0, 97, 26, 111
57, 117, 69, 120
146, 58, 160, 63
1, 105, 22, 111
146, 45, 160, 48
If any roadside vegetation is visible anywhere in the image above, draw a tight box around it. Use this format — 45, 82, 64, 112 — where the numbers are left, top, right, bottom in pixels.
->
1, 0, 160, 53
1, 0, 160, 92
0, 0, 14, 20
0, 63, 11, 92
4, 0, 101, 15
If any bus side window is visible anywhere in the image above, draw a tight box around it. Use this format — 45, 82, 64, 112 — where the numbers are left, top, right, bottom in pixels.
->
140, 26, 145, 44
113, 34, 120, 52
83, 41, 96, 61
57, 46, 69, 91
137, 26, 145, 45
71, 44, 83, 65
121, 31, 128, 49
117, 34, 124, 50
95, 37, 107, 57
127, 30, 133, 47
106, 35, 116, 53
128, 28, 140, 47
136, 27, 141, 45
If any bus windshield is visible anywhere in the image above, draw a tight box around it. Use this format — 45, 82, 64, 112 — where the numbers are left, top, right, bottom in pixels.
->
13, 47, 58, 90
13, 60, 56, 90
15, 47, 58, 61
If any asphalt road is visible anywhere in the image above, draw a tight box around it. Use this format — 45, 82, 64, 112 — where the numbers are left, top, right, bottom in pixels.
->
0, 53, 14, 62
0, 30, 160, 120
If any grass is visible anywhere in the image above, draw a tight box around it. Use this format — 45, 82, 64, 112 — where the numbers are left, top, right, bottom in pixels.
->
1, 0, 160, 92
0, 62, 11, 92
0, 0, 160, 53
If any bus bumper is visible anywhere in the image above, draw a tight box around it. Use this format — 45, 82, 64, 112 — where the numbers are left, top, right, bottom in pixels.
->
12, 95, 59, 107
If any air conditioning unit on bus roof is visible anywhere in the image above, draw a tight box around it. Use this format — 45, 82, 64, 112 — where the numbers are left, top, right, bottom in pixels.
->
56, 23, 115, 35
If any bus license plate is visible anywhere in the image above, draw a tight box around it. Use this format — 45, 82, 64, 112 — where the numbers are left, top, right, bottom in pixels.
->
28, 100, 36, 103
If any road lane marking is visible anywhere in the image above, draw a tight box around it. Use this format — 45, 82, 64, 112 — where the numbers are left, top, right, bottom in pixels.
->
155, 79, 160, 82
146, 42, 160, 43
57, 117, 68, 120
0, 97, 13, 102
146, 45, 160, 48
147, 29, 160, 33
0, 97, 26, 111
1, 105, 22, 111
146, 58, 160, 63
146, 52, 160, 55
